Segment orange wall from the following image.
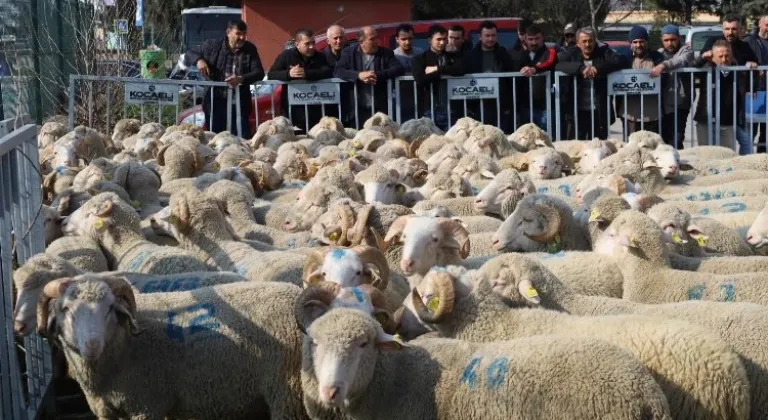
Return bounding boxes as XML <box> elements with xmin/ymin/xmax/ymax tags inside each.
<box><xmin>243</xmin><ymin>1</ymin><xmax>411</xmax><ymax>68</ymax></box>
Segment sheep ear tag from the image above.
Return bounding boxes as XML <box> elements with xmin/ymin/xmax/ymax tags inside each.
<box><xmin>671</xmin><ymin>232</ymin><xmax>685</xmax><ymax>244</ymax></box>
<box><xmin>427</xmin><ymin>297</ymin><xmax>440</xmax><ymax>312</ymax></box>
<box><xmin>546</xmin><ymin>234</ymin><xmax>561</xmax><ymax>254</ymax></box>
<box><xmin>93</xmin><ymin>218</ymin><xmax>105</xmax><ymax>230</ymax></box>
<box><xmin>168</xmin><ymin>214</ymin><xmax>179</xmax><ymax>225</ymax></box>
<box><xmin>328</xmin><ymin>232</ymin><xmax>339</xmax><ymax>242</ymax></box>
<box><xmin>588</xmin><ymin>209</ymin><xmax>601</xmax><ymax>223</ymax></box>
<box><xmin>213</xmin><ymin>162</ymin><xmax>221</xmax><ymax>171</ymax></box>
<box><xmin>695</xmin><ymin>236</ymin><xmax>707</xmax><ymax>247</ymax></box>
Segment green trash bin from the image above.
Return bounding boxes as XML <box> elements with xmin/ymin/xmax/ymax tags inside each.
<box><xmin>140</xmin><ymin>48</ymin><xmax>166</xmax><ymax>79</ymax></box>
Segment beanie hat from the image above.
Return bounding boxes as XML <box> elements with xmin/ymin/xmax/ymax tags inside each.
<box><xmin>628</xmin><ymin>26</ymin><xmax>649</xmax><ymax>41</ymax></box>
<box><xmin>661</xmin><ymin>24</ymin><xmax>680</xmax><ymax>36</ymax></box>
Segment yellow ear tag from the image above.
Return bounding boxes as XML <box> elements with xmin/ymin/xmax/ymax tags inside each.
<box><xmin>375</xmin><ymin>312</ymin><xmax>388</xmax><ymax>326</ymax></box>
<box><xmin>427</xmin><ymin>297</ymin><xmax>440</xmax><ymax>312</ymax></box>
<box><xmin>132</xmin><ymin>200</ymin><xmax>141</xmax><ymax>208</ymax></box>
<box><xmin>393</xmin><ymin>333</ymin><xmax>403</xmax><ymax>340</ymax></box>
<box><xmin>168</xmin><ymin>214</ymin><xmax>179</xmax><ymax>225</ymax></box>
<box><xmin>671</xmin><ymin>232</ymin><xmax>682</xmax><ymax>244</ymax></box>
<box><xmin>347</xmin><ymin>149</ymin><xmax>357</xmax><ymax>157</ymax></box>
<box><xmin>106</xmin><ymin>173</ymin><xmax>112</xmax><ymax>180</ymax></box>
<box><xmin>328</xmin><ymin>232</ymin><xmax>339</xmax><ymax>241</ymax></box>
<box><xmin>525</xmin><ymin>286</ymin><xmax>539</xmax><ymax>299</ymax></box>
<box><xmin>631</xmin><ymin>237</ymin><xmax>638</xmax><ymax>247</ymax></box>
<box><xmin>353</xmin><ymin>140</ymin><xmax>361</xmax><ymax>148</ymax></box>
<box><xmin>696</xmin><ymin>236</ymin><xmax>707</xmax><ymax>247</ymax></box>
<box><xmin>589</xmin><ymin>209</ymin><xmax>600</xmax><ymax>222</ymax></box>
<box><xmin>213</xmin><ymin>162</ymin><xmax>220</xmax><ymax>171</ymax></box>
<box><xmin>93</xmin><ymin>218</ymin><xmax>104</xmax><ymax>229</ymax></box>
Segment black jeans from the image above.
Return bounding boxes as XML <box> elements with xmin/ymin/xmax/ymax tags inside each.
<box><xmin>204</xmin><ymin>99</ymin><xmax>252</xmax><ymax>138</ymax></box>
<box><xmin>576</xmin><ymin>110</ymin><xmax>610</xmax><ymax>139</ymax></box>
<box><xmin>661</xmin><ymin>109</ymin><xmax>689</xmax><ymax>149</ymax></box>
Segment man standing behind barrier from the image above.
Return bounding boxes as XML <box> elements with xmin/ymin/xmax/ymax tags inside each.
<box><xmin>744</xmin><ymin>14</ymin><xmax>768</xmax><ymax>153</ymax></box>
<box><xmin>616</xmin><ymin>26</ymin><xmax>663</xmax><ymax>136</ymax></box>
<box><xmin>413</xmin><ymin>24</ymin><xmax>466</xmax><ymax>130</ymax></box>
<box><xmin>699</xmin><ymin>15</ymin><xmax>758</xmax><ymax>154</ymax></box>
<box><xmin>556</xmin><ymin>27</ymin><xmax>623</xmax><ymax>139</ymax></box>
<box><xmin>561</xmin><ymin>23</ymin><xmax>578</xmax><ymax>51</ymax></box>
<box><xmin>268</xmin><ymin>28</ymin><xmax>333</xmax><ymax>133</ymax></box>
<box><xmin>394</xmin><ymin>24</ymin><xmax>423</xmax><ymax>73</ymax></box>
<box><xmin>694</xmin><ymin>40</ymin><xmax>749</xmax><ymax>151</ymax></box>
<box><xmin>447</xmin><ymin>25</ymin><xmax>472</xmax><ymax>57</ymax></box>
<box><xmin>187</xmin><ymin>19</ymin><xmax>264</xmax><ymax>138</ymax></box>
<box><xmin>510</xmin><ymin>24</ymin><xmax>557</xmax><ymax>131</ymax></box>
<box><xmin>323</xmin><ymin>25</ymin><xmax>347</xmax><ymax>68</ymax></box>
<box><xmin>650</xmin><ymin>24</ymin><xmax>693</xmax><ymax>149</ymax></box>
<box><xmin>334</xmin><ymin>26</ymin><xmax>405</xmax><ymax>126</ymax></box>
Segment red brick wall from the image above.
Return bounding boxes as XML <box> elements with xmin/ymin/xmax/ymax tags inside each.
<box><xmin>243</xmin><ymin>1</ymin><xmax>411</xmax><ymax>68</ymax></box>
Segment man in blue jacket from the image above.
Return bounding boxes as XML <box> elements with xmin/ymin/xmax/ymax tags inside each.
<box><xmin>334</xmin><ymin>26</ymin><xmax>405</xmax><ymax>127</ymax></box>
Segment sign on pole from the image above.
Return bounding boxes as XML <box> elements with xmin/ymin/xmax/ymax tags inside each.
<box><xmin>447</xmin><ymin>77</ymin><xmax>499</xmax><ymax>100</ymax></box>
<box><xmin>608</xmin><ymin>73</ymin><xmax>660</xmax><ymax>95</ymax></box>
<box><xmin>116</xmin><ymin>19</ymin><xmax>129</xmax><ymax>34</ymax></box>
<box><xmin>287</xmin><ymin>83</ymin><xmax>340</xmax><ymax>105</ymax></box>
<box><xmin>135</xmin><ymin>0</ymin><xmax>144</xmax><ymax>28</ymax></box>
<box><xmin>124</xmin><ymin>83</ymin><xmax>177</xmax><ymax>105</ymax></box>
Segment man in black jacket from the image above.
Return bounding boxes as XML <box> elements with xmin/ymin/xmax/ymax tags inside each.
<box><xmin>268</xmin><ymin>28</ymin><xmax>333</xmax><ymax>132</ymax></box>
<box><xmin>463</xmin><ymin>20</ymin><xmax>515</xmax><ymax>132</ymax></box>
<box><xmin>334</xmin><ymin>26</ymin><xmax>405</xmax><ymax>127</ymax></box>
<box><xmin>555</xmin><ymin>26</ymin><xmax>624</xmax><ymax>139</ymax></box>
<box><xmin>412</xmin><ymin>24</ymin><xmax>466</xmax><ymax>130</ymax></box>
<box><xmin>186</xmin><ymin>19</ymin><xmax>264</xmax><ymax>138</ymax></box>
<box><xmin>323</xmin><ymin>25</ymin><xmax>347</xmax><ymax>68</ymax></box>
<box><xmin>510</xmin><ymin>24</ymin><xmax>557</xmax><ymax>131</ymax></box>
<box><xmin>447</xmin><ymin>25</ymin><xmax>472</xmax><ymax>58</ymax></box>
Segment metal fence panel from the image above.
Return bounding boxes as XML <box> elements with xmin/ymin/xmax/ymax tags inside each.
<box><xmin>0</xmin><ymin>123</ymin><xmax>49</xmax><ymax>420</ymax></box>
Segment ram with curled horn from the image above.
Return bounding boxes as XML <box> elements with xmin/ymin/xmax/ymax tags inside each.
<box><xmin>301</xmin><ymin>245</ymin><xmax>390</xmax><ymax>291</ymax></box>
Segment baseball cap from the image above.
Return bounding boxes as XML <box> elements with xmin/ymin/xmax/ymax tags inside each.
<box><xmin>564</xmin><ymin>23</ymin><xmax>577</xmax><ymax>35</ymax></box>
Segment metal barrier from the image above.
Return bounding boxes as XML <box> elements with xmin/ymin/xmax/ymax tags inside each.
<box><xmin>67</xmin><ymin>75</ymin><xmax>243</xmax><ymax>137</ymax></box>
<box><xmin>0</xmin><ymin>123</ymin><xmax>50</xmax><ymax>420</ymax></box>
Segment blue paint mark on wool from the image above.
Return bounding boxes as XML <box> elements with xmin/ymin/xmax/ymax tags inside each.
<box><xmin>330</xmin><ymin>249</ymin><xmax>347</xmax><ymax>261</ymax></box>
<box><xmin>460</xmin><ymin>357</ymin><xmax>481</xmax><ymax>389</ymax></box>
<box><xmin>350</xmin><ymin>287</ymin><xmax>366</xmax><ymax>304</ymax></box>
<box><xmin>486</xmin><ymin>357</ymin><xmax>509</xmax><ymax>390</ymax></box>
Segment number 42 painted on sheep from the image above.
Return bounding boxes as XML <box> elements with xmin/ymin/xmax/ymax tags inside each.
<box><xmin>166</xmin><ymin>304</ymin><xmax>220</xmax><ymax>343</ymax></box>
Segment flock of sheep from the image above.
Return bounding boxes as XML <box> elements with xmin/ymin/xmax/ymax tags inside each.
<box><xmin>14</xmin><ymin>111</ymin><xmax>768</xmax><ymax>419</ymax></box>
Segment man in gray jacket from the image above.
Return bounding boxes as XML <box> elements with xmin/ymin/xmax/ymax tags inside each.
<box><xmin>650</xmin><ymin>24</ymin><xmax>694</xmax><ymax>149</ymax></box>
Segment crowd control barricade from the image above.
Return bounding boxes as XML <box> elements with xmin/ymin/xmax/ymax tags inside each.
<box><xmin>713</xmin><ymin>65</ymin><xmax>768</xmax><ymax>153</ymax></box>
<box><xmin>0</xmin><ymin>124</ymin><xmax>51</xmax><ymax>420</ymax></box>
<box><xmin>67</xmin><ymin>75</ymin><xmax>243</xmax><ymax>137</ymax></box>
<box><xmin>394</xmin><ymin>73</ymin><xmax>552</xmax><ymax>136</ymax></box>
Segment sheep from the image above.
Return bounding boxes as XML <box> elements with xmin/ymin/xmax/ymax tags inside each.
<box><xmin>309</xmin><ymin>115</ymin><xmax>346</xmax><ymax>138</ymax></box>
<box><xmin>70</xmin><ymin>158</ymin><xmax>119</xmax><ymax>192</ymax></box>
<box><xmin>110</xmin><ymin>118</ymin><xmax>141</xmax><ymax>149</ymax></box>
<box><xmin>686</xmin><ymin>154</ymin><xmax>768</xmax><ymax>175</ymax></box>
<box><xmin>507</xmin><ymin>122</ymin><xmax>553</xmax><ymax>151</ymax></box>
<box><xmin>253</xmin><ymin>146</ymin><xmax>278</xmax><ymax>165</ymax></box>
<box><xmin>669</xmin><ymin>170</ymin><xmax>768</xmax><ymax>188</ymax></box>
<box><xmin>580</xmin><ymin>191</ymin><xmax>632</xmax><ymax>246</ymax></box>
<box><xmin>686</xmin><ymin>215</ymin><xmax>757</xmax><ymax>256</ymax></box>
<box><xmin>38</xmin><ymin>121</ymin><xmax>69</xmax><ymax>149</ymax></box>
<box><xmin>451</xmin><ymin>153</ymin><xmax>500</xmax><ymax>189</ymax></box>
<box><xmin>522</xmin><ymin>147</ymin><xmax>573</xmax><ymax>180</ymax></box>
<box><xmin>593</xmin><ymin>210</ymin><xmax>768</xmax><ymax>305</ymax></box>
<box><xmin>473</xmin><ymin>169</ymin><xmax>537</xmax><ymax>217</ymax></box>
<box><xmin>661</xmin><ymin>179</ymin><xmax>768</xmax><ymax>204</ymax></box>
<box><xmin>553</xmin><ymin>138</ymin><xmax>613</xmax><ymax>174</ymax></box>
<box><xmin>163</xmin><ymin>188</ymin><xmax>306</xmax><ymax>285</ymax></box>
<box><xmin>54</xmin><ymin>125</ymin><xmax>108</xmax><ymax>163</ymax></box>
<box><xmin>215</xmin><ymin>143</ymin><xmax>252</xmax><ymax>168</ymax></box>
<box><xmin>679</xmin><ymin>145</ymin><xmax>738</xmax><ymax>162</ymax></box>
<box><xmin>383</xmin><ymin>157</ymin><xmax>428</xmax><ymax>188</ymax></box>
<box><xmin>297</xmin><ymin>307</ymin><xmax>673</xmax><ymax>420</ymax></box>
<box><xmin>256</xmin><ymin>116</ymin><xmax>300</xmax><ymax>140</ymax></box>
<box><xmin>661</xmin><ymin>196</ymin><xmax>767</xmax><ymax>216</ymax></box>
<box><xmin>108</xmin><ymin>162</ymin><xmax>164</xmax><ymax>218</ymax></box>
<box><xmin>414</xmin><ymin>134</ymin><xmax>459</xmax><ymax>161</ymax></box>
<box><xmin>589</xmin><ymin>144</ymin><xmax>666</xmax><ymax>195</ymax></box>
<box><xmin>627</xmin><ymin>130</ymin><xmax>663</xmax><ymax>150</ymax></box>
<box><xmin>354</xmin><ymin>163</ymin><xmax>402</xmax><ymax>204</ymax></box>
<box><xmin>394</xmin><ymin>267</ymin><xmax>750</xmax><ymax>420</ymax></box>
<box><xmin>747</xmin><ymin>201</ymin><xmax>768</xmax><ymax>249</ymax></box>
<box><xmin>163</xmin><ymin>123</ymin><xmax>204</xmax><ymax>142</ymax></box>
<box><xmin>11</xmin><ymin>254</ymin><xmax>246</xmax><ymax>335</ymax></box>
<box><xmin>274</xmin><ymin>150</ymin><xmax>313</xmax><ymax>182</ymax></box>
<box><xmin>396</xmin><ymin>117</ymin><xmax>444</xmax><ymax>143</ymax></box>
<box><xmin>62</xmin><ymin>192</ymin><xmax>212</xmax><ymax>274</ymax></box>
<box><xmin>42</xmin><ymin>167</ymin><xmax>79</xmax><ymax>204</ymax></box>
<box><xmin>45</xmin><ymin>236</ymin><xmax>109</xmax><ymax>273</ymax></box>
<box><xmin>493</xmin><ymin>194</ymin><xmax>591</xmax><ymax>253</ymax></box>
<box><xmin>411</xmin><ymin>197</ymin><xmax>487</xmax><ymax>217</ymax></box>
<box><xmin>444</xmin><ymin>116</ymin><xmax>481</xmax><ymax>142</ymax></box>
<box><xmin>647</xmin><ymin>202</ymin><xmax>707</xmax><ymax>257</ymax></box>
<box><xmin>284</xmin><ymin>183</ymin><xmax>353</xmax><ymax>232</ymax></box>
<box><xmin>650</xmin><ymin>144</ymin><xmax>683</xmax><ymax>179</ymax></box>
<box><xmin>155</xmin><ymin>137</ymin><xmax>210</xmax><ymax>183</ymax></box>
<box><xmin>402</xmin><ymin>171</ymin><xmax>473</xmax><ymax>206</ymax></box>
<box><xmin>480</xmin><ymin>252</ymin><xmax>768</xmax><ymax>419</ymax></box>
<box><xmin>363</xmin><ymin>111</ymin><xmax>400</xmax><ymax>137</ymax></box>
<box><xmin>464</xmin><ymin>124</ymin><xmax>513</xmax><ymax>158</ymax></box>
<box><xmin>40</xmin><ymin>205</ymin><xmax>63</xmax><ymax>246</ymax></box>
<box><xmin>311</xmin><ymin>198</ymin><xmax>413</xmax><ymax>248</ymax></box>
<box><xmin>37</xmin><ymin>275</ymin><xmax>307</xmax><ymax>419</ymax></box>
<box><xmin>52</xmin><ymin>180</ymin><xmax>134</xmax><ymax>217</ymax></box>
<box><xmin>424</xmin><ymin>142</ymin><xmax>465</xmax><ymax>174</ymax></box>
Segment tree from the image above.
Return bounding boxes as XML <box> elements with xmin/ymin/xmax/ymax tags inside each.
<box><xmin>646</xmin><ymin>0</ymin><xmax>717</xmax><ymax>24</ymax></box>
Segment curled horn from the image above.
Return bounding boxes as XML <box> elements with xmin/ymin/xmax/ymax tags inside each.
<box><xmin>351</xmin><ymin>245</ymin><xmax>390</xmax><ymax>291</ymax></box>
<box><xmin>302</xmin><ymin>249</ymin><xmax>327</xmax><ymax>287</ymax></box>
<box><xmin>42</xmin><ymin>171</ymin><xmax>58</xmax><ymax>203</ymax></box>
<box><xmin>334</xmin><ymin>204</ymin><xmax>355</xmax><ymax>247</ymax></box>
<box><xmin>382</xmin><ymin>215</ymin><xmax>411</xmax><ymax>251</ymax></box>
<box><xmin>355</xmin><ymin>284</ymin><xmax>398</xmax><ymax>334</ymax></box>
<box><xmin>411</xmin><ymin>271</ymin><xmax>456</xmax><ymax>324</ymax></box>
<box><xmin>99</xmin><ymin>276</ymin><xmax>142</xmax><ymax>335</ymax></box>
<box><xmin>437</xmin><ymin>218</ymin><xmax>471</xmax><ymax>259</ymax></box>
<box><xmin>36</xmin><ymin>277</ymin><xmax>74</xmax><ymax>336</ymax></box>
<box><xmin>294</xmin><ymin>281</ymin><xmax>341</xmax><ymax>335</ymax></box>
<box><xmin>370</xmin><ymin>227</ymin><xmax>388</xmax><ymax>251</ymax></box>
<box><xmin>350</xmin><ymin>204</ymin><xmax>373</xmax><ymax>246</ymax></box>
<box><xmin>524</xmin><ymin>204</ymin><xmax>562</xmax><ymax>243</ymax></box>
<box><xmin>408</xmin><ymin>137</ymin><xmax>424</xmax><ymax>159</ymax></box>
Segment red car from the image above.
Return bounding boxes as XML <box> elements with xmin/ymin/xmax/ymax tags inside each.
<box><xmin>177</xmin><ymin>17</ymin><xmax>522</xmax><ymax>132</ymax></box>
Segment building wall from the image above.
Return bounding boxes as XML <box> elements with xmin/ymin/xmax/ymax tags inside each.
<box><xmin>243</xmin><ymin>1</ymin><xmax>411</xmax><ymax>68</ymax></box>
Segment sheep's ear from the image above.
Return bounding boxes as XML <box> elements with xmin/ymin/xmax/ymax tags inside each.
<box><xmin>388</xmin><ymin>168</ymin><xmax>400</xmax><ymax>180</ymax></box>
<box><xmin>95</xmin><ymin>199</ymin><xmax>114</xmax><ymax>217</ymax></box>
<box><xmin>687</xmin><ymin>224</ymin><xmax>709</xmax><ymax>246</ymax></box>
<box><xmin>518</xmin><ymin>279</ymin><xmax>541</xmax><ymax>305</ymax></box>
<box><xmin>617</xmin><ymin>235</ymin><xmax>639</xmax><ymax>248</ymax></box>
<box><xmin>480</xmin><ymin>170</ymin><xmax>496</xmax><ymax>179</ymax></box>
<box><xmin>173</xmin><ymin>197</ymin><xmax>191</xmax><ymax>230</ymax></box>
<box><xmin>679</xmin><ymin>159</ymin><xmax>694</xmax><ymax>171</ymax></box>
<box><xmin>375</xmin><ymin>330</ymin><xmax>408</xmax><ymax>351</ymax></box>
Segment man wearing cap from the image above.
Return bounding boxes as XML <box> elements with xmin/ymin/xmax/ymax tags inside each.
<box><xmin>650</xmin><ymin>24</ymin><xmax>694</xmax><ymax>149</ymax></box>
<box><xmin>561</xmin><ymin>23</ymin><xmax>577</xmax><ymax>50</ymax></box>
<box><xmin>616</xmin><ymin>26</ymin><xmax>664</xmax><ymax>136</ymax></box>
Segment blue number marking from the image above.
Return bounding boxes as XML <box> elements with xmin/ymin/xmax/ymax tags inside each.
<box><xmin>166</xmin><ymin>304</ymin><xmax>220</xmax><ymax>343</ymax></box>
<box><xmin>471</xmin><ymin>187</ymin><xmax>479</xmax><ymax>195</ymax></box>
<box><xmin>126</xmin><ymin>250</ymin><xmax>150</xmax><ymax>272</ymax></box>
<box><xmin>720</xmin><ymin>284</ymin><xmax>735</xmax><ymax>302</ymax></box>
<box><xmin>699</xmin><ymin>208</ymin><xmax>710</xmax><ymax>215</ymax></box>
<box><xmin>286</xmin><ymin>237</ymin><xmax>297</xmax><ymax>249</ymax></box>
<box><xmin>727</xmin><ymin>191</ymin><xmax>738</xmax><ymax>198</ymax></box>
<box><xmin>687</xmin><ymin>284</ymin><xmax>705</xmax><ymax>300</ymax></box>
<box><xmin>708</xmin><ymin>168</ymin><xmax>720</xmax><ymax>175</ymax></box>
<box><xmin>699</xmin><ymin>192</ymin><xmax>712</xmax><ymax>201</ymax></box>
<box><xmin>460</xmin><ymin>357</ymin><xmax>481</xmax><ymax>389</ymax></box>
<box><xmin>722</xmin><ymin>202</ymin><xmax>747</xmax><ymax>213</ymax></box>
<box><xmin>536</xmin><ymin>187</ymin><xmax>549</xmax><ymax>194</ymax></box>
<box><xmin>168</xmin><ymin>277</ymin><xmax>201</xmax><ymax>292</ymax></box>
<box><xmin>485</xmin><ymin>357</ymin><xmax>509</xmax><ymax>390</ymax></box>
<box><xmin>557</xmin><ymin>185</ymin><xmax>572</xmax><ymax>197</ymax></box>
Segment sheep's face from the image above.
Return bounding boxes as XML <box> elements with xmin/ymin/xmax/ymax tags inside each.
<box><xmin>53</xmin><ymin>145</ymin><xmax>78</xmax><ymax>169</ymax></box>
<box><xmin>425</xmin><ymin>144</ymin><xmax>463</xmax><ymax>174</ymax></box>
<box><xmin>360</xmin><ymin>181</ymin><xmax>397</xmax><ymax>205</ymax></box>
<box><xmin>72</xmin><ymin>161</ymin><xmax>113</xmax><ymax>191</ymax></box>
<box><xmin>647</xmin><ymin>205</ymin><xmax>692</xmax><ymax>246</ymax></box>
<box><xmin>149</xmin><ymin>206</ymin><xmax>180</xmax><ymax>239</ymax></box>
<box><xmin>47</xmin><ymin>279</ymin><xmax>133</xmax><ymax>361</ymax></box>
<box><xmin>492</xmin><ymin>202</ymin><xmax>555</xmax><ymax>252</ymax></box>
<box><xmin>746</xmin><ymin>205</ymin><xmax>768</xmax><ymax>248</ymax></box>
<box><xmin>62</xmin><ymin>193</ymin><xmax>123</xmax><ymax>240</ymax></box>
<box><xmin>479</xmin><ymin>257</ymin><xmax>543</xmax><ymax>306</ymax></box>
<box><xmin>593</xmin><ymin>212</ymin><xmax>661</xmax><ymax>259</ymax></box>
<box><xmin>578</xmin><ymin>143</ymin><xmax>611</xmax><ymax>174</ymax></box>
<box><xmin>133</xmin><ymin>137</ymin><xmax>159</xmax><ymax>161</ymax></box>
<box><xmin>474</xmin><ymin>171</ymin><xmax>535</xmax><ymax>215</ymax></box>
<box><xmin>576</xmin><ymin>173</ymin><xmax>634</xmax><ymax>203</ymax></box>
<box><xmin>388</xmin><ymin>217</ymin><xmax>469</xmax><ymax>276</ymax></box>
<box><xmin>42</xmin><ymin>205</ymin><xmax>63</xmax><ymax>246</ymax></box>
<box><xmin>306</xmin><ymin>309</ymin><xmax>402</xmax><ymax>407</ymax></box>
<box><xmin>316</xmin><ymin>249</ymin><xmax>366</xmax><ymax>287</ymax></box>
<box><xmin>529</xmin><ymin>153</ymin><xmax>562</xmax><ymax>180</ymax></box>
<box><xmin>285</xmin><ymin>186</ymin><xmax>338</xmax><ymax>232</ymax></box>
<box><xmin>651</xmin><ymin>147</ymin><xmax>680</xmax><ymax>179</ymax></box>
